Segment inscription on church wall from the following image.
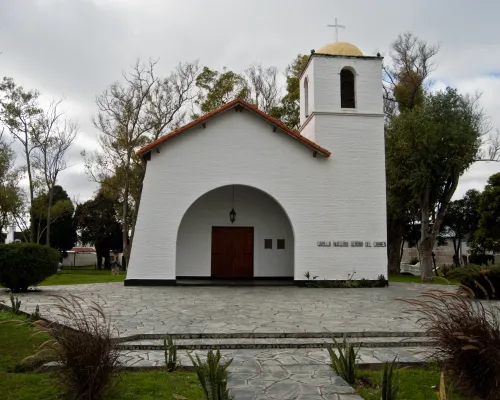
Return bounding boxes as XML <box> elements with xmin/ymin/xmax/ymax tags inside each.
<box><xmin>316</xmin><ymin>241</ymin><xmax>387</xmax><ymax>248</ymax></box>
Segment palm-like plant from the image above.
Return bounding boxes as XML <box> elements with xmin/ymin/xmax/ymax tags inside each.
<box><xmin>188</xmin><ymin>349</ymin><xmax>233</xmax><ymax>400</ymax></box>
<box><xmin>326</xmin><ymin>336</ymin><xmax>359</xmax><ymax>384</ymax></box>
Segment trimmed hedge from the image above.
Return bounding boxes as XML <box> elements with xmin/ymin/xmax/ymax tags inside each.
<box><xmin>0</xmin><ymin>243</ymin><xmax>59</xmax><ymax>291</ymax></box>
<box><xmin>449</xmin><ymin>264</ymin><xmax>500</xmax><ymax>300</ymax></box>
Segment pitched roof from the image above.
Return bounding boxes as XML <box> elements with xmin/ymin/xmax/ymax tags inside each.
<box><xmin>136</xmin><ymin>98</ymin><xmax>331</xmax><ymax>158</ymax></box>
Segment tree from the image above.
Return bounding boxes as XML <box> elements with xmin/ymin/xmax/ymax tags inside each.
<box><xmin>269</xmin><ymin>54</ymin><xmax>309</xmax><ymax>129</ymax></box>
<box><xmin>0</xmin><ymin>130</ymin><xmax>24</xmax><ymax>237</ymax></box>
<box><xmin>74</xmin><ymin>191</ymin><xmax>123</xmax><ymax>269</ymax></box>
<box><xmin>89</xmin><ymin>59</ymin><xmax>199</xmax><ymax>266</ymax></box>
<box><xmin>387</xmin><ymin>88</ymin><xmax>484</xmax><ymax>281</ymax></box>
<box><xmin>384</xmin><ymin>33</ymin><xmax>437</xmax><ymax>274</ymax></box>
<box><xmin>0</xmin><ymin>78</ymin><xmax>42</xmax><ymax>242</ymax></box>
<box><xmin>244</xmin><ymin>64</ymin><xmax>281</xmax><ymax>113</ymax></box>
<box><xmin>32</xmin><ymin>100</ymin><xmax>78</xmax><ymax>246</ymax></box>
<box><xmin>193</xmin><ymin>66</ymin><xmax>249</xmax><ymax>117</ymax></box>
<box><xmin>442</xmin><ymin>189</ymin><xmax>481</xmax><ymax>266</ymax></box>
<box><xmin>31</xmin><ymin>185</ymin><xmax>76</xmax><ymax>251</ymax></box>
<box><xmin>474</xmin><ymin>173</ymin><xmax>500</xmax><ymax>254</ymax></box>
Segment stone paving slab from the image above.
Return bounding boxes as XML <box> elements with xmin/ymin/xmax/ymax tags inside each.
<box><xmin>0</xmin><ymin>282</ymin><xmax>458</xmax><ymax>338</ymax></box>
<box><xmin>118</xmin><ymin>347</ymin><xmax>430</xmax><ymax>400</ymax></box>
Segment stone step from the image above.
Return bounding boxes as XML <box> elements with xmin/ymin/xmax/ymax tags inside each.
<box><xmin>117</xmin><ymin>331</ymin><xmax>428</xmax><ymax>342</ymax></box>
<box><xmin>116</xmin><ymin>336</ymin><xmax>434</xmax><ymax>351</ymax></box>
<box><xmin>120</xmin><ymin>347</ymin><xmax>431</xmax><ymax>369</ymax></box>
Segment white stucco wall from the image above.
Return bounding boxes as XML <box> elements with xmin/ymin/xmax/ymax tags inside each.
<box><xmin>128</xmin><ymin>105</ymin><xmax>387</xmax><ymax>281</ymax></box>
<box><xmin>176</xmin><ymin>185</ymin><xmax>294</xmax><ymax>277</ymax></box>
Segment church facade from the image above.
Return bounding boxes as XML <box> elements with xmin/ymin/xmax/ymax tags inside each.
<box><xmin>125</xmin><ymin>41</ymin><xmax>388</xmax><ymax>285</ymax></box>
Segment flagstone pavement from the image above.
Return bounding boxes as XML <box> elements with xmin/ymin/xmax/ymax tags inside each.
<box><xmin>0</xmin><ymin>282</ymin><xmax>457</xmax><ymax>337</ymax></box>
<box><xmin>0</xmin><ymin>282</ymin><xmax>455</xmax><ymax>399</ymax></box>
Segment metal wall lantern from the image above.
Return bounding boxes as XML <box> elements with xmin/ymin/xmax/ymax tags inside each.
<box><xmin>229</xmin><ymin>185</ymin><xmax>236</xmax><ymax>224</ymax></box>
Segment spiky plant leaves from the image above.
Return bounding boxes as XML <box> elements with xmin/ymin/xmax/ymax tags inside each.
<box><xmin>164</xmin><ymin>334</ymin><xmax>178</xmax><ymax>372</ymax></box>
<box><xmin>326</xmin><ymin>336</ymin><xmax>359</xmax><ymax>384</ymax></box>
<box><xmin>188</xmin><ymin>349</ymin><xmax>234</xmax><ymax>400</ymax></box>
<box><xmin>381</xmin><ymin>356</ymin><xmax>398</xmax><ymax>400</ymax></box>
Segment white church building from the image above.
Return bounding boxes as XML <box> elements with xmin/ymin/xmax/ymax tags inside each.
<box><xmin>125</xmin><ymin>41</ymin><xmax>388</xmax><ymax>285</ymax></box>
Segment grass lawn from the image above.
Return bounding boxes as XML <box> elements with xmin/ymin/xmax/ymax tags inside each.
<box><xmin>0</xmin><ymin>310</ymin><xmax>204</xmax><ymax>399</ymax></box>
<box><xmin>389</xmin><ymin>274</ymin><xmax>460</xmax><ymax>285</ymax></box>
<box><xmin>357</xmin><ymin>366</ymin><xmax>468</xmax><ymax>400</ymax></box>
<box><xmin>39</xmin><ymin>268</ymin><xmax>125</xmax><ymax>286</ymax></box>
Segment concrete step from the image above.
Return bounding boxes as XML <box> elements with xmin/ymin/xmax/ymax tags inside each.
<box><xmin>119</xmin><ymin>347</ymin><xmax>431</xmax><ymax>369</ymax></box>
<box><xmin>117</xmin><ymin>331</ymin><xmax>429</xmax><ymax>342</ymax></box>
<box><xmin>116</xmin><ymin>336</ymin><xmax>434</xmax><ymax>351</ymax></box>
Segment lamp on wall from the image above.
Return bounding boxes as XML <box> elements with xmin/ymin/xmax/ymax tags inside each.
<box><xmin>229</xmin><ymin>185</ymin><xmax>236</xmax><ymax>224</ymax></box>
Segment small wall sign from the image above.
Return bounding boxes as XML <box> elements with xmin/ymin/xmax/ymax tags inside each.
<box><xmin>316</xmin><ymin>240</ymin><xmax>387</xmax><ymax>248</ymax></box>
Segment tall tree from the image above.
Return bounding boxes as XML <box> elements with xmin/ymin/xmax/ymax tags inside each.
<box><xmin>0</xmin><ymin>130</ymin><xmax>24</xmax><ymax>238</ymax></box>
<box><xmin>193</xmin><ymin>66</ymin><xmax>249</xmax><ymax>117</ymax></box>
<box><xmin>32</xmin><ymin>100</ymin><xmax>78</xmax><ymax>246</ymax></box>
<box><xmin>269</xmin><ymin>54</ymin><xmax>309</xmax><ymax>129</ymax></box>
<box><xmin>474</xmin><ymin>173</ymin><xmax>500</xmax><ymax>254</ymax></box>
<box><xmin>74</xmin><ymin>191</ymin><xmax>123</xmax><ymax>269</ymax></box>
<box><xmin>387</xmin><ymin>88</ymin><xmax>484</xmax><ymax>281</ymax></box>
<box><xmin>384</xmin><ymin>34</ymin><xmax>438</xmax><ymax>274</ymax></box>
<box><xmin>89</xmin><ymin>59</ymin><xmax>199</xmax><ymax>265</ymax></box>
<box><xmin>0</xmin><ymin>78</ymin><xmax>42</xmax><ymax>241</ymax></box>
<box><xmin>442</xmin><ymin>189</ymin><xmax>481</xmax><ymax>266</ymax></box>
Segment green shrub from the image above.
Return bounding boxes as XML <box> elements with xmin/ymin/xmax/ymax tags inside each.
<box><xmin>0</xmin><ymin>243</ymin><xmax>59</xmax><ymax>291</ymax></box>
<box><xmin>448</xmin><ymin>264</ymin><xmax>500</xmax><ymax>299</ymax></box>
<box><xmin>327</xmin><ymin>336</ymin><xmax>359</xmax><ymax>385</ymax></box>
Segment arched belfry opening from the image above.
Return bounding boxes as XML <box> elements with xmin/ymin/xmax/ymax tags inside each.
<box><xmin>304</xmin><ymin>77</ymin><xmax>309</xmax><ymax>118</ymax></box>
<box><xmin>340</xmin><ymin>68</ymin><xmax>356</xmax><ymax>108</ymax></box>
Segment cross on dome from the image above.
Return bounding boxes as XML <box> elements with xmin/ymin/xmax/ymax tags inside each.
<box><xmin>327</xmin><ymin>18</ymin><xmax>346</xmax><ymax>42</ymax></box>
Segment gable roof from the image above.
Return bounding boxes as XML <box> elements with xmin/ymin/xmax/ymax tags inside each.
<box><xmin>136</xmin><ymin>98</ymin><xmax>331</xmax><ymax>158</ymax></box>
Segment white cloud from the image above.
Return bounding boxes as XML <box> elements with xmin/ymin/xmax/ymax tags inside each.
<box><xmin>1</xmin><ymin>0</ymin><xmax>498</xmax><ymax>202</ymax></box>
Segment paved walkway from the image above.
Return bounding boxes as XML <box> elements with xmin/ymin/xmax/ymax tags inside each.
<box><xmin>0</xmin><ymin>282</ymin><xmax>457</xmax><ymax>337</ymax></box>
<box><xmin>1</xmin><ymin>282</ymin><xmax>451</xmax><ymax>399</ymax></box>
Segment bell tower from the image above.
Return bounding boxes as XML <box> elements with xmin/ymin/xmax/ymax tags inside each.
<box><xmin>299</xmin><ymin>41</ymin><xmax>384</xmax><ymax>145</ymax></box>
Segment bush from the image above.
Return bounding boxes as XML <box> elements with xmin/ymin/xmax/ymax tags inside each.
<box><xmin>0</xmin><ymin>243</ymin><xmax>59</xmax><ymax>291</ymax></box>
<box><xmin>29</xmin><ymin>294</ymin><xmax>121</xmax><ymax>400</ymax></box>
<box><xmin>448</xmin><ymin>264</ymin><xmax>500</xmax><ymax>299</ymax></box>
<box><xmin>401</xmin><ymin>289</ymin><xmax>500</xmax><ymax>400</ymax></box>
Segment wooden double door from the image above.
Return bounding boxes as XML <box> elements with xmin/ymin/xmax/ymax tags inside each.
<box><xmin>211</xmin><ymin>227</ymin><xmax>254</xmax><ymax>278</ymax></box>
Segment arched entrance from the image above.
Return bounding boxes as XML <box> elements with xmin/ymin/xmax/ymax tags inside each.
<box><xmin>176</xmin><ymin>184</ymin><xmax>294</xmax><ymax>279</ymax></box>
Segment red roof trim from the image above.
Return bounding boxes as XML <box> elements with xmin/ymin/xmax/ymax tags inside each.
<box><xmin>136</xmin><ymin>98</ymin><xmax>331</xmax><ymax>158</ymax></box>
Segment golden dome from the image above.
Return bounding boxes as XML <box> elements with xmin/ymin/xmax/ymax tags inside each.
<box><xmin>316</xmin><ymin>42</ymin><xmax>363</xmax><ymax>57</ymax></box>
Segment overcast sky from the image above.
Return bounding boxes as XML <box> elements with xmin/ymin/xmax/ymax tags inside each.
<box><xmin>1</xmin><ymin>0</ymin><xmax>499</xmax><ymax>203</ymax></box>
